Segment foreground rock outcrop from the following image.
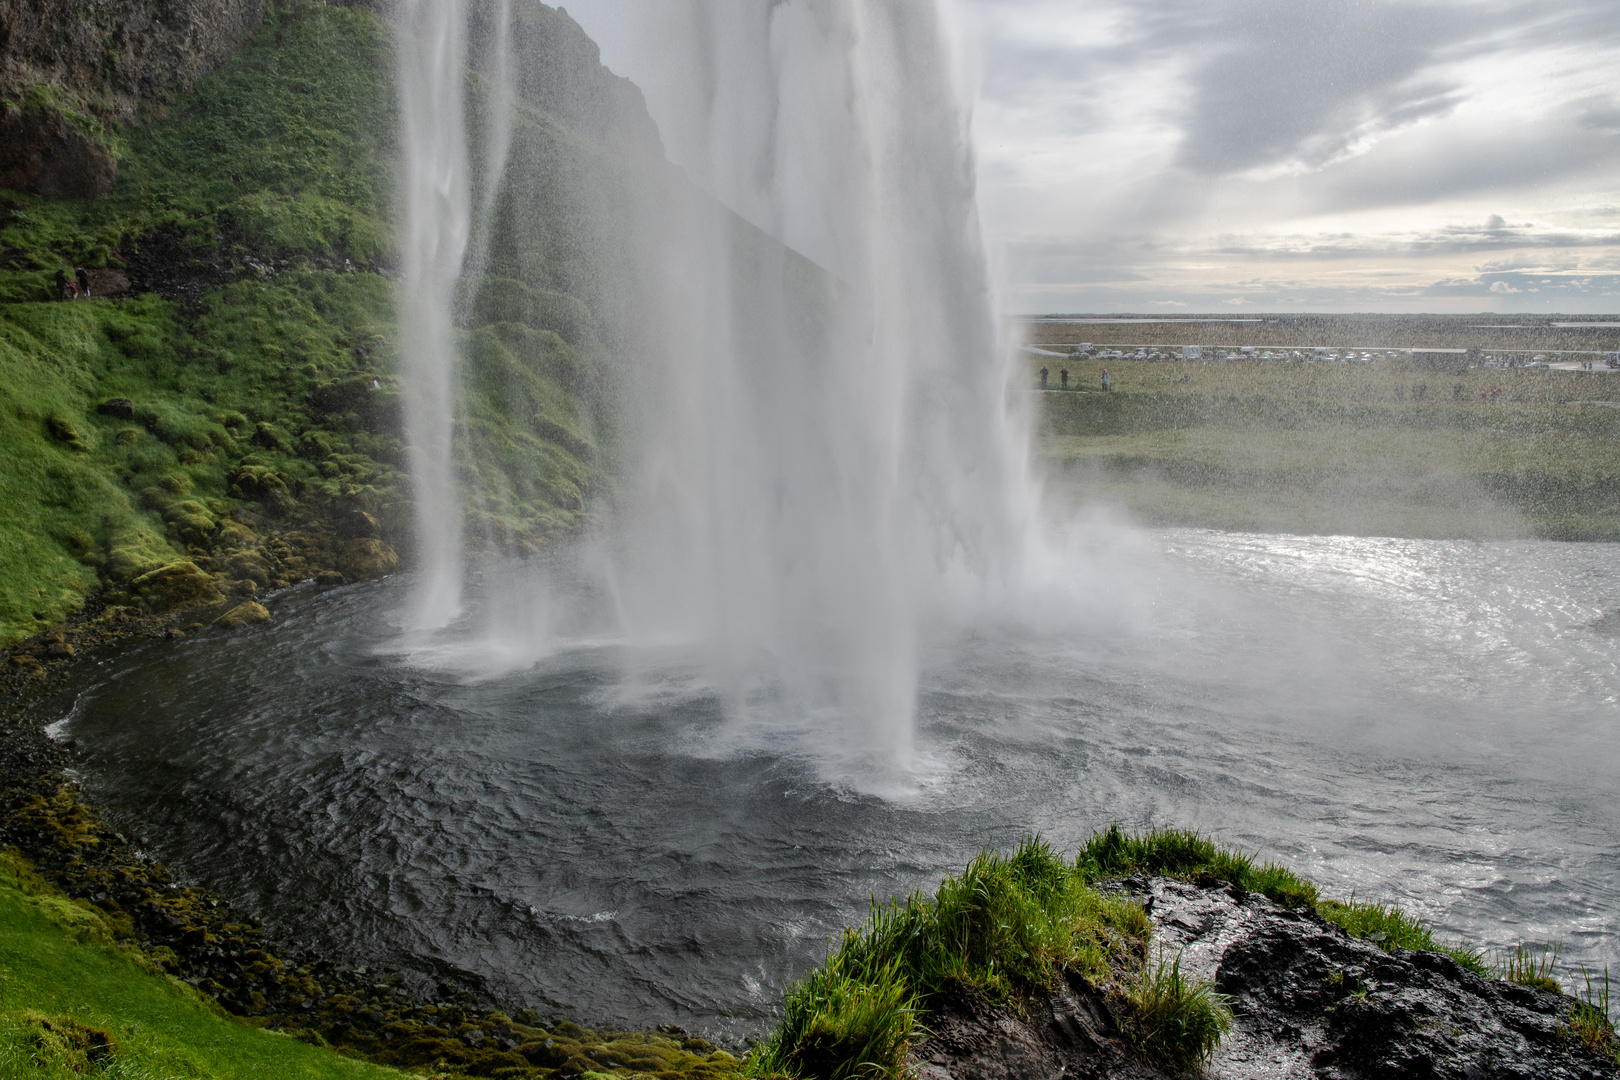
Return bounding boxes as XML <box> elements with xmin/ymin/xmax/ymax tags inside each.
<box><xmin>913</xmin><ymin>877</ymin><xmax>1618</xmax><ymax>1080</ymax></box>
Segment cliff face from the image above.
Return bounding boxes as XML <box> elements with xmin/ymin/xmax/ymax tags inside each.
<box><xmin>0</xmin><ymin>0</ymin><xmax>270</xmax><ymax>119</ymax></box>
<box><xmin>0</xmin><ymin>0</ymin><xmax>672</xmax><ymax>644</ymax></box>
<box><xmin>0</xmin><ymin>0</ymin><xmax>661</xmax><ymax>198</ymax></box>
<box><xmin>469</xmin><ymin>0</ymin><xmax>662</xmax><ymax>157</ymax></box>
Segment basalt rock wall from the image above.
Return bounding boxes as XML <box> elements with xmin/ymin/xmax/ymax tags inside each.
<box><xmin>0</xmin><ymin>0</ymin><xmax>279</xmax><ymax>120</ymax></box>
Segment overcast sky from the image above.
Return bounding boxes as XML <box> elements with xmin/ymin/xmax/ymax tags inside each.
<box><xmin>566</xmin><ymin>0</ymin><xmax>1620</xmax><ymax>314</ymax></box>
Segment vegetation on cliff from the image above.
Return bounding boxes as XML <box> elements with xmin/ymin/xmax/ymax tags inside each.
<box><xmin>0</xmin><ymin>1</ymin><xmax>624</xmax><ymax>646</ymax></box>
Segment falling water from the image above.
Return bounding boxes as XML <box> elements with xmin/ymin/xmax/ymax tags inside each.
<box><xmin>395</xmin><ymin>0</ymin><xmax>1036</xmax><ymax>777</ymax></box>
<box><xmin>589</xmin><ymin>0</ymin><xmax>1035</xmax><ymax>777</ymax></box>
<box><xmin>396</xmin><ymin>0</ymin><xmax>474</xmax><ymax>631</ymax></box>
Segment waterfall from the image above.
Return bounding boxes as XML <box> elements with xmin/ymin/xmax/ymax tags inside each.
<box><xmin>592</xmin><ymin>0</ymin><xmax>1034</xmax><ymax>777</ymax></box>
<box><xmin>394</xmin><ymin>0</ymin><xmax>1034</xmax><ymax>779</ymax></box>
<box><xmin>396</xmin><ymin>0</ymin><xmax>474</xmax><ymax>631</ymax></box>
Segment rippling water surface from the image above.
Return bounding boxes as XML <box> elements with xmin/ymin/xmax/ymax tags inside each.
<box><xmin>55</xmin><ymin>527</ymin><xmax>1620</xmax><ymax>1041</ymax></box>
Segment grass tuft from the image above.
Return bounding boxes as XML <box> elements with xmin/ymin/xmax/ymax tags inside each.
<box><xmin>1119</xmin><ymin>948</ymin><xmax>1232</xmax><ymax>1073</ymax></box>
<box><xmin>1314</xmin><ymin>895</ymin><xmax>1488</xmax><ymax>976</ymax></box>
<box><xmin>748</xmin><ymin>838</ymin><xmax>1152</xmax><ymax>1079</ymax></box>
<box><xmin>1563</xmin><ymin>967</ymin><xmax>1619</xmax><ymax>1065</ymax></box>
<box><xmin>748</xmin><ymin>956</ymin><xmax>915</xmax><ymax>1080</ymax></box>
<box><xmin>1075</xmin><ymin>823</ymin><xmax>1319</xmax><ymax>909</ymax></box>
<box><xmin>1495</xmin><ymin>942</ymin><xmax>1563</xmax><ymax>994</ymax></box>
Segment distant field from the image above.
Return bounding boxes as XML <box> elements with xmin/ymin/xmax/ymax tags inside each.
<box><xmin>1021</xmin><ymin>312</ymin><xmax>1620</xmax><ymax>355</ymax></box>
<box><xmin>1031</xmin><ymin>356</ymin><xmax>1620</xmax><ymax>540</ymax></box>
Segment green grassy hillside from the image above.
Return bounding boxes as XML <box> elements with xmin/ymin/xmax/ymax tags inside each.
<box><xmin>0</xmin><ymin>2</ymin><xmax>619</xmax><ymax>646</ymax></box>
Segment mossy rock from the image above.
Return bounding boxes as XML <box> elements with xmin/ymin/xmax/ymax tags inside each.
<box><xmin>22</xmin><ymin>1011</ymin><xmax>119</xmax><ymax>1072</ymax></box>
<box><xmin>215</xmin><ymin>601</ymin><xmax>269</xmax><ymax>628</ymax></box>
<box><xmin>130</xmin><ymin>561</ymin><xmax>224</xmax><ymax>612</ymax></box>
<box><xmin>335</xmin><ymin>537</ymin><xmax>396</xmax><ymax>579</ymax></box>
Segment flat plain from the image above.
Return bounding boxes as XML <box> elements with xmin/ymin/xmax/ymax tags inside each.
<box><xmin>1028</xmin><ymin>342</ymin><xmax>1620</xmax><ymax>540</ymax></box>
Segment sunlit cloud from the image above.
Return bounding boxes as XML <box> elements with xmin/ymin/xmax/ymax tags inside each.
<box><xmin>965</xmin><ymin>0</ymin><xmax>1620</xmax><ymax>312</ymax></box>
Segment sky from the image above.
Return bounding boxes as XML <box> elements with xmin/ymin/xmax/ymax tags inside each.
<box><xmin>566</xmin><ymin>0</ymin><xmax>1620</xmax><ymax>314</ymax></box>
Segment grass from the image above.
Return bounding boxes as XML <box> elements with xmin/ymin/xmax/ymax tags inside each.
<box><xmin>0</xmin><ymin>851</ymin><xmax>403</xmax><ymax>1079</ymax></box>
<box><xmin>1034</xmin><ymin>357</ymin><xmax>1620</xmax><ymax>540</ymax></box>
<box><xmin>748</xmin><ymin>838</ymin><xmax>1155</xmax><ymax>1079</ymax></box>
<box><xmin>1119</xmin><ymin>947</ymin><xmax>1232</xmax><ymax>1072</ymax></box>
<box><xmin>1313</xmin><ymin>897</ymin><xmax>1487</xmax><ymax>975</ymax></box>
<box><xmin>1075</xmin><ymin>824</ymin><xmax>1490</xmax><ymax>976</ymax></box>
<box><xmin>1565</xmin><ymin>967</ymin><xmax>1619</xmax><ymax>1065</ymax></box>
<box><xmin>1075</xmin><ymin>823</ymin><xmax>1321</xmax><ymax>909</ymax></box>
<box><xmin>1495</xmin><ymin>942</ymin><xmax>1563</xmax><ymax>994</ymax></box>
<box><xmin>749</xmin><ymin>828</ymin><xmax>1524</xmax><ymax>1078</ymax></box>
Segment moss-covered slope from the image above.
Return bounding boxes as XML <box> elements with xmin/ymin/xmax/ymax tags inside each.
<box><xmin>0</xmin><ymin>1</ymin><xmax>625</xmax><ymax>646</ymax></box>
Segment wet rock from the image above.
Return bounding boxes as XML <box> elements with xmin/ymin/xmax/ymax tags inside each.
<box><xmin>911</xmin><ymin>978</ymin><xmax>1158</xmax><ymax>1080</ymax></box>
<box><xmin>916</xmin><ymin>878</ymin><xmax>1619</xmax><ymax>1080</ymax></box>
<box><xmin>0</xmin><ymin>102</ymin><xmax>116</xmax><ymax>198</ymax></box>
<box><xmin>214</xmin><ymin>601</ymin><xmax>269</xmax><ymax>629</ymax></box>
<box><xmin>314</xmin><ymin>570</ymin><xmax>346</xmax><ymax>586</ymax></box>
<box><xmin>335</xmin><ymin>538</ymin><xmax>397</xmax><ymax>579</ymax></box>
<box><xmin>1146</xmin><ymin>878</ymin><xmax>1617</xmax><ymax>1079</ymax></box>
<box><xmin>130</xmin><ymin>560</ymin><xmax>224</xmax><ymax>613</ymax></box>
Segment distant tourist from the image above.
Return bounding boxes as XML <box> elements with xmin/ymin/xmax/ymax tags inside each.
<box><xmin>1060</xmin><ymin>368</ymin><xmax>1069</xmax><ymax>389</ymax></box>
<box><xmin>75</xmin><ymin>267</ymin><xmax>91</xmax><ymax>299</ymax></box>
<box><xmin>53</xmin><ymin>268</ymin><xmax>67</xmax><ymax>301</ymax></box>
<box><xmin>1040</xmin><ymin>367</ymin><xmax>1049</xmax><ymax>389</ymax></box>
<box><xmin>1101</xmin><ymin>369</ymin><xmax>1111</xmax><ymax>391</ymax></box>
<box><xmin>1453</xmin><ymin>383</ymin><xmax>1464</xmax><ymax>400</ymax></box>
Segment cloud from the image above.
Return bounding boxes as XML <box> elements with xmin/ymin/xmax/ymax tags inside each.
<box><xmin>563</xmin><ymin>0</ymin><xmax>1620</xmax><ymax>312</ymax></box>
<box><xmin>1579</xmin><ymin>97</ymin><xmax>1620</xmax><ymax>132</ymax></box>
<box><xmin>1490</xmin><ymin>280</ymin><xmax>1519</xmax><ymax>293</ymax></box>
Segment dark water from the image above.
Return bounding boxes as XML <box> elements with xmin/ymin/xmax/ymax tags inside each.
<box><xmin>54</xmin><ymin>528</ymin><xmax>1620</xmax><ymax>1041</ymax></box>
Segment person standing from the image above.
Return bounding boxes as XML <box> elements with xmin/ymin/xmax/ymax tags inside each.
<box><xmin>53</xmin><ymin>268</ymin><xmax>67</xmax><ymax>301</ymax></box>
<box><xmin>1101</xmin><ymin>369</ymin><xmax>1111</xmax><ymax>391</ymax></box>
<box><xmin>1040</xmin><ymin>367</ymin><xmax>1048</xmax><ymax>389</ymax></box>
<box><xmin>1060</xmin><ymin>368</ymin><xmax>1069</xmax><ymax>389</ymax></box>
<box><xmin>75</xmin><ymin>267</ymin><xmax>91</xmax><ymax>299</ymax></box>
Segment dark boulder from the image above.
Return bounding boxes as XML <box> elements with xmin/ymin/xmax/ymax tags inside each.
<box><xmin>97</xmin><ymin>399</ymin><xmax>136</xmax><ymax>420</ymax></box>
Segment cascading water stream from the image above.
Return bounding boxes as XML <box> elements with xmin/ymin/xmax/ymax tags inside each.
<box><xmin>395</xmin><ymin>0</ymin><xmax>1038</xmax><ymax>781</ymax></box>
<box><xmin>590</xmin><ymin>0</ymin><xmax>1037</xmax><ymax>778</ymax></box>
<box><xmin>396</xmin><ymin>0</ymin><xmax>474</xmax><ymax>632</ymax></box>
